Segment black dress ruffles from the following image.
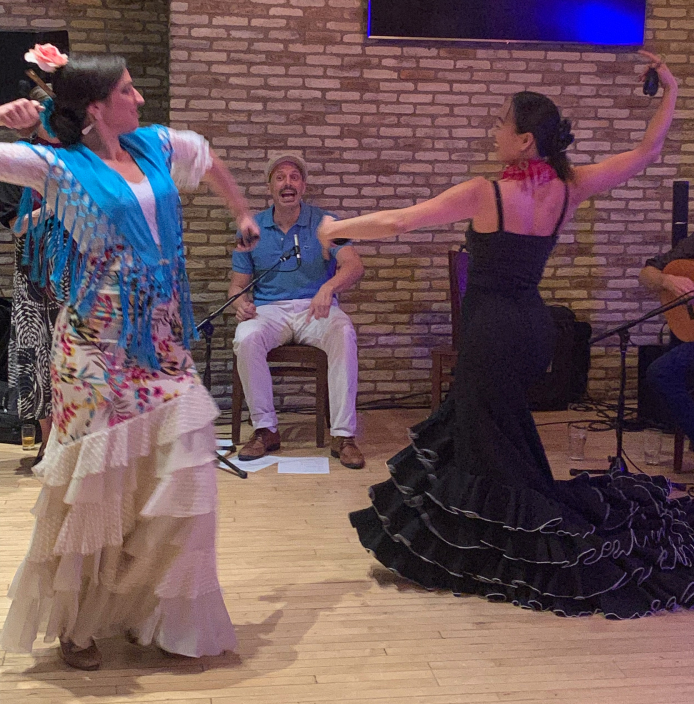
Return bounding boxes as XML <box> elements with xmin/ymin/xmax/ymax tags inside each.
<box><xmin>350</xmin><ymin>181</ymin><xmax>694</xmax><ymax>618</ymax></box>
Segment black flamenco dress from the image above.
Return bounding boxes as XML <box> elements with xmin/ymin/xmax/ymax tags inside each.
<box><xmin>350</xmin><ymin>181</ymin><xmax>694</xmax><ymax>618</ymax></box>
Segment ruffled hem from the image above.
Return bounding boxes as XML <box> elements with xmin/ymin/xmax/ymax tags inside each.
<box><xmin>351</xmin><ymin>506</ymin><xmax>694</xmax><ymax>619</ymax></box>
<box><xmin>351</xmin><ymin>400</ymin><xmax>694</xmax><ymax>619</ymax></box>
<box><xmin>35</xmin><ymin>381</ymin><xmax>219</xmax><ymax>490</ymax></box>
<box><xmin>0</xmin><ymin>382</ymin><xmax>235</xmax><ymax>654</ymax></box>
<box><xmin>27</xmin><ymin>384</ymin><xmax>221</xmax><ymax>559</ymax></box>
<box><xmin>0</xmin><ymin>558</ymin><xmax>235</xmax><ymax>654</ymax></box>
<box><xmin>393</xmin><ymin>401</ymin><xmax>672</xmax><ymax>541</ymax></box>
<box><xmin>132</xmin><ymin>591</ymin><xmax>237</xmax><ymax>657</ymax></box>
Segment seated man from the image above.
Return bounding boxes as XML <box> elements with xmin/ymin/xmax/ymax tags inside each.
<box><xmin>639</xmin><ymin>235</ymin><xmax>694</xmax><ymax>442</ymax></box>
<box><xmin>229</xmin><ymin>153</ymin><xmax>365</xmax><ymax>468</ymax></box>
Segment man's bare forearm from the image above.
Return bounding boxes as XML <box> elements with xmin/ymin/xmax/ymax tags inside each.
<box><xmin>639</xmin><ymin>265</ymin><xmax>667</xmax><ymax>293</ymax></box>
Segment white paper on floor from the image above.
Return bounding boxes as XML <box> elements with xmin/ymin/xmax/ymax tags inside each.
<box><xmin>216</xmin><ymin>438</ymin><xmax>234</xmax><ymax>449</ymax></box>
<box><xmin>218</xmin><ymin>455</ymin><xmax>282</xmax><ymax>473</ymax></box>
<box><xmin>277</xmin><ymin>457</ymin><xmax>330</xmax><ymax>474</ymax></box>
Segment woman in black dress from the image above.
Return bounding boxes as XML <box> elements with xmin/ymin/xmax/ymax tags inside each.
<box><xmin>317</xmin><ymin>52</ymin><xmax>688</xmax><ymax>618</ymax></box>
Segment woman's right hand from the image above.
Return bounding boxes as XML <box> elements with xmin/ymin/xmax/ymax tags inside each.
<box><xmin>0</xmin><ymin>99</ymin><xmax>43</xmax><ymax>131</ymax></box>
<box><xmin>638</xmin><ymin>50</ymin><xmax>678</xmax><ymax>93</ymax></box>
<box><xmin>235</xmin><ymin>213</ymin><xmax>260</xmax><ymax>252</ymax></box>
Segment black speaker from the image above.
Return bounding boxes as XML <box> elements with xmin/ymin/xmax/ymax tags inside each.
<box><xmin>528</xmin><ymin>306</ymin><xmax>591</xmax><ymax>411</ymax></box>
<box><xmin>672</xmin><ymin>180</ymin><xmax>689</xmax><ymax>246</ymax></box>
<box><xmin>0</xmin><ymin>30</ymin><xmax>70</xmax><ymax>104</ymax></box>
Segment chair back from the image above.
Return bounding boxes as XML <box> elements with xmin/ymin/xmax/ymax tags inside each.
<box><xmin>449</xmin><ymin>248</ymin><xmax>469</xmax><ymax>351</ymax></box>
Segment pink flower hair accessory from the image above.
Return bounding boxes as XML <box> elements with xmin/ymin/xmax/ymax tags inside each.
<box><xmin>24</xmin><ymin>43</ymin><xmax>68</xmax><ymax>73</ymax></box>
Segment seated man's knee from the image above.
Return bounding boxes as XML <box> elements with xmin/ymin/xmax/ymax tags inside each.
<box><xmin>233</xmin><ymin>326</ymin><xmax>268</xmax><ymax>357</ymax></box>
<box><xmin>325</xmin><ymin>316</ymin><xmax>357</xmax><ymax>350</ymax></box>
<box><xmin>647</xmin><ymin>353</ymin><xmax>680</xmax><ymax>392</ymax></box>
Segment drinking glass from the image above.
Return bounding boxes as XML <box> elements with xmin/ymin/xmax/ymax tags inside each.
<box><xmin>568</xmin><ymin>422</ymin><xmax>588</xmax><ymax>461</ymax></box>
<box><xmin>643</xmin><ymin>428</ymin><xmax>663</xmax><ymax>466</ymax></box>
<box><xmin>21</xmin><ymin>424</ymin><xmax>36</xmax><ymax>451</ymax></box>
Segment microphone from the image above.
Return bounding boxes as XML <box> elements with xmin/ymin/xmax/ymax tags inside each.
<box><xmin>293</xmin><ymin>231</ymin><xmax>301</xmax><ymax>265</ymax></box>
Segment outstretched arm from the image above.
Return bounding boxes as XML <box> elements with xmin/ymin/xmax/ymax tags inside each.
<box><xmin>204</xmin><ymin>153</ymin><xmax>260</xmax><ymax>249</ymax></box>
<box><xmin>0</xmin><ymin>98</ymin><xmax>42</xmax><ymax>132</ymax></box>
<box><xmin>0</xmin><ymin>99</ymin><xmax>48</xmax><ymax>191</ymax></box>
<box><xmin>166</xmin><ymin>127</ymin><xmax>260</xmax><ymax>248</ymax></box>
<box><xmin>318</xmin><ymin>176</ymin><xmax>489</xmax><ymax>245</ymax></box>
<box><xmin>572</xmin><ymin>51</ymin><xmax>678</xmax><ymax>203</ymax></box>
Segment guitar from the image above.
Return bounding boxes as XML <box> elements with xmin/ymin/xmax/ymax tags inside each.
<box><xmin>660</xmin><ymin>260</ymin><xmax>694</xmax><ymax>341</ymax></box>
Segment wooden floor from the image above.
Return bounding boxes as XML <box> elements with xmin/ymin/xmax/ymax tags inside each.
<box><xmin>2</xmin><ymin>407</ymin><xmax>694</xmax><ymax>704</ymax></box>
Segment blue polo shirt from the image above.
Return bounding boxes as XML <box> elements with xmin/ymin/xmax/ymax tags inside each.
<box><xmin>232</xmin><ymin>203</ymin><xmax>346</xmax><ymax>306</ymax></box>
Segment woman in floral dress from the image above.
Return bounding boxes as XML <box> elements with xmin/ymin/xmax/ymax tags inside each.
<box><xmin>0</xmin><ymin>48</ymin><xmax>259</xmax><ymax>670</ymax></box>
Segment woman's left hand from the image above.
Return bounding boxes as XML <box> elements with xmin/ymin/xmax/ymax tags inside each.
<box><xmin>638</xmin><ymin>50</ymin><xmax>678</xmax><ymax>93</ymax></box>
<box><xmin>236</xmin><ymin>213</ymin><xmax>260</xmax><ymax>251</ymax></box>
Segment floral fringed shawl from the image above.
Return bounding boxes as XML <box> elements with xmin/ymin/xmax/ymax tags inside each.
<box><xmin>16</xmin><ymin>126</ymin><xmax>198</xmax><ymax>370</ymax></box>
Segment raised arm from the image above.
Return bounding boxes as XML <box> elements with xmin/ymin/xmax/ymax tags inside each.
<box><xmin>166</xmin><ymin>127</ymin><xmax>260</xmax><ymax>246</ymax></box>
<box><xmin>571</xmin><ymin>51</ymin><xmax>678</xmax><ymax>203</ymax></box>
<box><xmin>317</xmin><ymin>176</ymin><xmax>488</xmax><ymax>245</ymax></box>
<box><xmin>0</xmin><ymin>99</ymin><xmax>49</xmax><ymax>191</ymax></box>
<box><xmin>204</xmin><ymin>153</ymin><xmax>259</xmax><ymax>247</ymax></box>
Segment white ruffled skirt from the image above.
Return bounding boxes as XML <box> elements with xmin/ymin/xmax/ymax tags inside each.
<box><xmin>0</xmin><ymin>299</ymin><xmax>236</xmax><ymax>656</ymax></box>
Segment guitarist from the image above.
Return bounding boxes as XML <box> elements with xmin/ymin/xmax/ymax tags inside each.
<box><xmin>640</xmin><ymin>239</ymin><xmax>694</xmax><ymax>442</ymax></box>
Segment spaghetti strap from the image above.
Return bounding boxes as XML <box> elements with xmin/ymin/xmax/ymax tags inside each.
<box><xmin>552</xmin><ymin>183</ymin><xmax>570</xmax><ymax>237</ymax></box>
<box><xmin>491</xmin><ymin>181</ymin><xmax>504</xmax><ymax>233</ymax></box>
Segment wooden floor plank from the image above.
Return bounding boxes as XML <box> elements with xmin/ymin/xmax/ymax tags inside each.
<box><xmin>0</xmin><ymin>408</ymin><xmax>692</xmax><ymax>703</ymax></box>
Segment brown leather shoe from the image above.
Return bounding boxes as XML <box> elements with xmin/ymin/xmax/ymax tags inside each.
<box><xmin>59</xmin><ymin>639</ymin><xmax>102</xmax><ymax>671</ymax></box>
<box><xmin>330</xmin><ymin>436</ymin><xmax>365</xmax><ymax>469</ymax></box>
<box><xmin>238</xmin><ymin>428</ymin><xmax>281</xmax><ymax>461</ymax></box>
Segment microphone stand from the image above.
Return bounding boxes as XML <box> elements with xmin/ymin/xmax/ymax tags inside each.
<box><xmin>196</xmin><ymin>246</ymin><xmax>300</xmax><ymax>479</ymax></box>
<box><xmin>569</xmin><ymin>291</ymin><xmax>694</xmax><ymax>477</ymax></box>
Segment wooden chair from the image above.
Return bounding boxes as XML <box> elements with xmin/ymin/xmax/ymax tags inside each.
<box><xmin>231</xmin><ymin>343</ymin><xmax>330</xmax><ymax>448</ymax></box>
<box><xmin>673</xmin><ymin>427</ymin><xmax>692</xmax><ymax>474</ymax></box>
<box><xmin>430</xmin><ymin>249</ymin><xmax>470</xmax><ymax>410</ymax></box>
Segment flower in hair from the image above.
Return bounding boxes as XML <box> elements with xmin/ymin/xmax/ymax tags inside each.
<box><xmin>24</xmin><ymin>43</ymin><xmax>68</xmax><ymax>73</ymax></box>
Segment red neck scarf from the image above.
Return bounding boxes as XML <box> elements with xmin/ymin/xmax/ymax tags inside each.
<box><xmin>501</xmin><ymin>158</ymin><xmax>557</xmax><ymax>186</ymax></box>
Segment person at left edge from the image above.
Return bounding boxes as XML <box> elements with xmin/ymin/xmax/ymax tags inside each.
<box><xmin>229</xmin><ymin>153</ymin><xmax>366</xmax><ymax>469</ymax></box>
<box><xmin>0</xmin><ymin>51</ymin><xmax>259</xmax><ymax>670</ymax></box>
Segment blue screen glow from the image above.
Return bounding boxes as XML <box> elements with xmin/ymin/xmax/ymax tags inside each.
<box><xmin>368</xmin><ymin>0</ymin><xmax>647</xmax><ymax>45</ymax></box>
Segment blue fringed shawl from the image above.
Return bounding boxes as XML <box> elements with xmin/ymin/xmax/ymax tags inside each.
<box><xmin>16</xmin><ymin>125</ymin><xmax>198</xmax><ymax>369</ymax></box>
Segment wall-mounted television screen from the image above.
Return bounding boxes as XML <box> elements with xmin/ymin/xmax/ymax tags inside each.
<box><xmin>367</xmin><ymin>0</ymin><xmax>647</xmax><ymax>46</ymax></box>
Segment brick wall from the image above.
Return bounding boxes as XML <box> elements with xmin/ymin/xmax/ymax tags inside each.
<box><xmin>1</xmin><ymin>1</ymin><xmax>691</xmax><ymax>410</ymax></box>
<box><xmin>0</xmin><ymin>0</ymin><xmax>170</xmax><ymax>292</ymax></box>
<box><xmin>170</xmin><ymin>0</ymin><xmax>692</xmax><ymax>408</ymax></box>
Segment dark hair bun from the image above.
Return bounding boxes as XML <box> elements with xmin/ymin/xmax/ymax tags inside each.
<box><xmin>554</xmin><ymin>118</ymin><xmax>574</xmax><ymax>153</ymax></box>
<box><xmin>511</xmin><ymin>92</ymin><xmax>574</xmax><ymax>181</ymax></box>
<box><xmin>49</xmin><ymin>104</ymin><xmax>83</xmax><ymax>146</ymax></box>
